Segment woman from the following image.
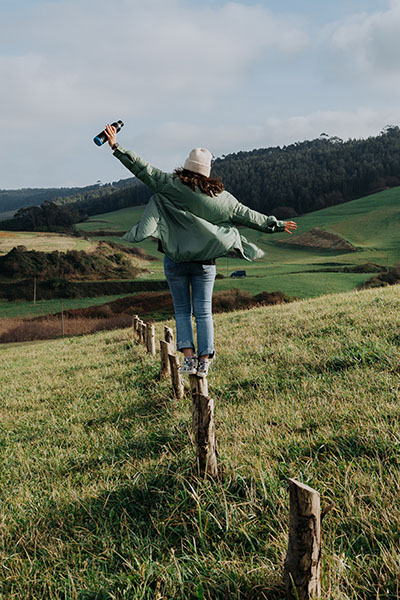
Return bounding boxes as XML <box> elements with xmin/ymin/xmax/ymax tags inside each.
<box><xmin>104</xmin><ymin>124</ymin><xmax>297</xmax><ymax>377</ymax></box>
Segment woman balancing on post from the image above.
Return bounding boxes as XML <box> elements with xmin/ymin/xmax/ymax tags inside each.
<box><xmin>104</xmin><ymin>124</ymin><xmax>297</xmax><ymax>378</ymax></box>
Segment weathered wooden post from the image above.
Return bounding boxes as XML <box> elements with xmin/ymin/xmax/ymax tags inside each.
<box><xmin>284</xmin><ymin>479</ymin><xmax>321</xmax><ymax>600</ymax></box>
<box><xmin>132</xmin><ymin>315</ymin><xmax>139</xmax><ymax>337</ymax></box>
<box><xmin>164</xmin><ymin>326</ymin><xmax>174</xmax><ymax>344</ymax></box>
<box><xmin>168</xmin><ymin>352</ymin><xmax>184</xmax><ymax>399</ymax></box>
<box><xmin>159</xmin><ymin>326</ymin><xmax>175</xmax><ymax>378</ymax></box>
<box><xmin>159</xmin><ymin>339</ymin><xmax>172</xmax><ymax>378</ymax></box>
<box><xmin>136</xmin><ymin>319</ymin><xmax>143</xmax><ymax>342</ymax></box>
<box><xmin>146</xmin><ymin>323</ymin><xmax>156</xmax><ymax>356</ymax></box>
<box><xmin>141</xmin><ymin>322</ymin><xmax>147</xmax><ymax>345</ymax></box>
<box><xmin>189</xmin><ymin>374</ymin><xmax>218</xmax><ymax>479</ymax></box>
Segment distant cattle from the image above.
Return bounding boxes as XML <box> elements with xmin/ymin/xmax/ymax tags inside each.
<box><xmin>230</xmin><ymin>270</ymin><xmax>246</xmax><ymax>278</ymax></box>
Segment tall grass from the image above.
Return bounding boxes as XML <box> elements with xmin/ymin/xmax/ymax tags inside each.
<box><xmin>0</xmin><ymin>285</ymin><xmax>399</xmax><ymax>598</ymax></box>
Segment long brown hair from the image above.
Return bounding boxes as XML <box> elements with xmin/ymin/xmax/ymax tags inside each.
<box><xmin>174</xmin><ymin>168</ymin><xmax>224</xmax><ymax>197</ymax></box>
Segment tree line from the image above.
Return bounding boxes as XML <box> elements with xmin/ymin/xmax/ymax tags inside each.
<box><xmin>1</xmin><ymin>126</ymin><xmax>400</xmax><ymax>232</ymax></box>
<box><xmin>211</xmin><ymin>126</ymin><xmax>400</xmax><ymax>217</ymax></box>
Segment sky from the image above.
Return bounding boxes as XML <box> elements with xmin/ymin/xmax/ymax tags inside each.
<box><xmin>1</xmin><ymin>0</ymin><xmax>400</xmax><ymax>189</ymax></box>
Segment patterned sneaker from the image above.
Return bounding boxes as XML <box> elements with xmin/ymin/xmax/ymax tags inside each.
<box><xmin>197</xmin><ymin>358</ymin><xmax>211</xmax><ymax>378</ymax></box>
<box><xmin>179</xmin><ymin>355</ymin><xmax>198</xmax><ymax>375</ymax></box>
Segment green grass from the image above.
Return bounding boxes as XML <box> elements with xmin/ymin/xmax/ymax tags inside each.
<box><xmin>0</xmin><ymin>294</ymin><xmax>137</xmax><ymax>319</ymax></box>
<box><xmin>2</xmin><ymin>189</ymin><xmax>398</xmax><ymax>320</ymax></box>
<box><xmin>77</xmin><ymin>188</ymin><xmax>400</xmax><ymax>299</ymax></box>
<box><xmin>77</xmin><ymin>206</ymin><xmax>146</xmax><ymax>233</ymax></box>
<box><xmin>0</xmin><ymin>230</ymin><xmax>96</xmax><ymax>254</ymax></box>
<box><xmin>0</xmin><ymin>285</ymin><xmax>399</xmax><ymax>598</ymax></box>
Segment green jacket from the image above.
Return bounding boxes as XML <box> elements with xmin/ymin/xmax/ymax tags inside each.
<box><xmin>114</xmin><ymin>146</ymin><xmax>285</xmax><ymax>262</ymax></box>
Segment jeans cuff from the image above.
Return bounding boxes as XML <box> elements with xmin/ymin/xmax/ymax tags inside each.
<box><xmin>177</xmin><ymin>341</ymin><xmax>195</xmax><ymax>351</ymax></box>
<box><xmin>198</xmin><ymin>349</ymin><xmax>215</xmax><ymax>359</ymax></box>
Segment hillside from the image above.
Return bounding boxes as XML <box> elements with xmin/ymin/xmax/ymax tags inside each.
<box><xmin>2</xmin><ymin>127</ymin><xmax>400</xmax><ymax>228</ymax></box>
<box><xmin>212</xmin><ymin>126</ymin><xmax>400</xmax><ymax>215</ymax></box>
<box><xmin>76</xmin><ymin>186</ymin><xmax>400</xmax><ymax>299</ymax></box>
<box><xmin>0</xmin><ymin>285</ymin><xmax>399</xmax><ymax>598</ymax></box>
<box><xmin>0</xmin><ymin>177</ymin><xmax>144</xmax><ymax>216</ymax></box>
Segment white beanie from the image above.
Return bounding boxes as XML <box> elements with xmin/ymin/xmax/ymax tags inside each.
<box><xmin>183</xmin><ymin>148</ymin><xmax>212</xmax><ymax>178</ymax></box>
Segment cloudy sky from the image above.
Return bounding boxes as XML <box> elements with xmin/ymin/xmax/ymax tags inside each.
<box><xmin>1</xmin><ymin>0</ymin><xmax>400</xmax><ymax>189</ymax></box>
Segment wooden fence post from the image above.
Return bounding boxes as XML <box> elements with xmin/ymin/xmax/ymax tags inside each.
<box><xmin>189</xmin><ymin>374</ymin><xmax>218</xmax><ymax>479</ymax></box>
<box><xmin>136</xmin><ymin>319</ymin><xmax>143</xmax><ymax>342</ymax></box>
<box><xmin>146</xmin><ymin>323</ymin><xmax>156</xmax><ymax>356</ymax></box>
<box><xmin>159</xmin><ymin>339</ymin><xmax>172</xmax><ymax>378</ymax></box>
<box><xmin>141</xmin><ymin>322</ymin><xmax>147</xmax><ymax>345</ymax></box>
<box><xmin>159</xmin><ymin>326</ymin><xmax>175</xmax><ymax>378</ymax></box>
<box><xmin>168</xmin><ymin>352</ymin><xmax>184</xmax><ymax>399</ymax></box>
<box><xmin>164</xmin><ymin>326</ymin><xmax>174</xmax><ymax>344</ymax></box>
<box><xmin>132</xmin><ymin>315</ymin><xmax>139</xmax><ymax>336</ymax></box>
<box><xmin>284</xmin><ymin>479</ymin><xmax>321</xmax><ymax>600</ymax></box>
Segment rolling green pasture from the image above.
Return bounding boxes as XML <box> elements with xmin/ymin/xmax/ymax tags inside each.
<box><xmin>77</xmin><ymin>206</ymin><xmax>146</xmax><ymax>233</ymax></box>
<box><xmin>76</xmin><ymin>187</ymin><xmax>400</xmax><ymax>298</ymax></box>
<box><xmin>0</xmin><ymin>285</ymin><xmax>399</xmax><ymax>598</ymax></box>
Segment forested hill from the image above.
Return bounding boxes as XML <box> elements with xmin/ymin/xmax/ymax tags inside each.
<box><xmin>2</xmin><ymin>126</ymin><xmax>400</xmax><ymax>227</ymax></box>
<box><xmin>212</xmin><ymin>126</ymin><xmax>400</xmax><ymax>217</ymax></box>
<box><xmin>42</xmin><ymin>125</ymin><xmax>400</xmax><ymax>219</ymax></box>
<box><xmin>0</xmin><ymin>187</ymin><xmax>83</xmax><ymax>215</ymax></box>
<box><xmin>0</xmin><ymin>177</ymin><xmax>151</xmax><ymax>217</ymax></box>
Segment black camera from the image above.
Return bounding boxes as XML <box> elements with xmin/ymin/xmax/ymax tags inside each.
<box><xmin>93</xmin><ymin>120</ymin><xmax>124</xmax><ymax>146</ymax></box>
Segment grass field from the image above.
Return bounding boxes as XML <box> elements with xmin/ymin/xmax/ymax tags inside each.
<box><xmin>0</xmin><ymin>294</ymin><xmax>137</xmax><ymax>319</ymax></box>
<box><xmin>77</xmin><ymin>206</ymin><xmax>145</xmax><ymax>233</ymax></box>
<box><xmin>76</xmin><ymin>186</ymin><xmax>400</xmax><ymax>298</ymax></box>
<box><xmin>0</xmin><ymin>284</ymin><xmax>399</xmax><ymax>598</ymax></box>
<box><xmin>1</xmin><ymin>188</ymin><xmax>399</xmax><ymax>321</ymax></box>
<box><xmin>0</xmin><ymin>231</ymin><xmax>96</xmax><ymax>254</ymax></box>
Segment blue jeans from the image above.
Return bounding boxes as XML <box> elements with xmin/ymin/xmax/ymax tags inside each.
<box><xmin>164</xmin><ymin>255</ymin><xmax>216</xmax><ymax>358</ymax></box>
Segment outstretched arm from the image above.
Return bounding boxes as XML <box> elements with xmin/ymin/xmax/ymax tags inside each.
<box><xmin>231</xmin><ymin>200</ymin><xmax>297</xmax><ymax>234</ymax></box>
<box><xmin>103</xmin><ymin>124</ymin><xmax>170</xmax><ymax>192</ymax></box>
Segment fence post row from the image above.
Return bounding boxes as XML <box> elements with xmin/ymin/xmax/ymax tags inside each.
<box><xmin>129</xmin><ymin>316</ymin><xmax>328</xmax><ymax>592</ymax></box>
<box><xmin>131</xmin><ymin>317</ymin><xmax>217</xmax><ymax>476</ymax></box>
<box><xmin>284</xmin><ymin>479</ymin><xmax>321</xmax><ymax>600</ymax></box>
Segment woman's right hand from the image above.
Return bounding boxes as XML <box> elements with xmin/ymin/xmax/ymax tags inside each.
<box><xmin>284</xmin><ymin>221</ymin><xmax>297</xmax><ymax>234</ymax></box>
<box><xmin>104</xmin><ymin>124</ymin><xmax>117</xmax><ymax>148</ymax></box>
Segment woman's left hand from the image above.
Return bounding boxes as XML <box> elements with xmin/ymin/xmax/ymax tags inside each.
<box><xmin>284</xmin><ymin>221</ymin><xmax>297</xmax><ymax>234</ymax></box>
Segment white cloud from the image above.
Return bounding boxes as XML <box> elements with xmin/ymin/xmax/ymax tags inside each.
<box><xmin>0</xmin><ymin>0</ymin><xmax>310</xmax><ymax>187</ymax></box>
<box><xmin>324</xmin><ymin>1</ymin><xmax>400</xmax><ymax>91</ymax></box>
<box><xmin>1</xmin><ymin>1</ymin><xmax>400</xmax><ymax>189</ymax></box>
<box><xmin>0</xmin><ymin>0</ymin><xmax>309</xmax><ymax>126</ymax></box>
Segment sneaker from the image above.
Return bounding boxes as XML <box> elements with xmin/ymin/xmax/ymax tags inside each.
<box><xmin>179</xmin><ymin>355</ymin><xmax>198</xmax><ymax>375</ymax></box>
<box><xmin>197</xmin><ymin>358</ymin><xmax>211</xmax><ymax>378</ymax></box>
